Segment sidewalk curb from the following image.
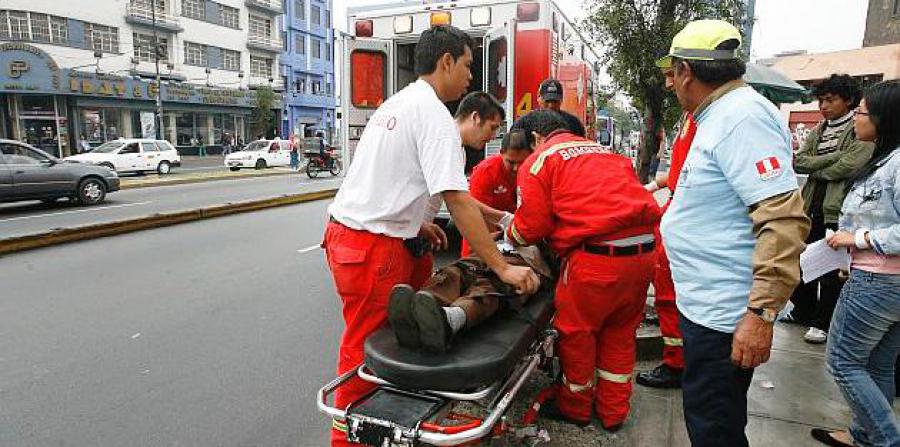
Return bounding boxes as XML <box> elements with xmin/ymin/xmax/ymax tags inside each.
<box><xmin>120</xmin><ymin>169</ymin><xmax>297</xmax><ymax>190</ymax></box>
<box><xmin>0</xmin><ymin>188</ymin><xmax>337</xmax><ymax>256</ymax></box>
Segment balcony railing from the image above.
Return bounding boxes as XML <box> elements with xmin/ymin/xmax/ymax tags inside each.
<box><xmin>247</xmin><ymin>34</ymin><xmax>283</xmax><ymax>52</ymax></box>
<box><xmin>125</xmin><ymin>3</ymin><xmax>183</xmax><ymax>31</ymax></box>
<box><xmin>245</xmin><ymin>0</ymin><xmax>284</xmax><ymax>14</ymax></box>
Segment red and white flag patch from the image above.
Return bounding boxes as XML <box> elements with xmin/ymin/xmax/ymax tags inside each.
<box><xmin>755</xmin><ymin>157</ymin><xmax>783</xmax><ymax>181</ymax></box>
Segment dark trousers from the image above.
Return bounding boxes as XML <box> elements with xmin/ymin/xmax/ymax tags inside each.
<box><xmin>789</xmin><ymin>214</ymin><xmax>841</xmax><ymax>330</ymax></box>
<box><xmin>680</xmin><ymin>313</ymin><xmax>755</xmax><ymax>447</ymax></box>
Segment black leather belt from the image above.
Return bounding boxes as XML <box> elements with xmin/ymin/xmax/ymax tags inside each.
<box><xmin>583</xmin><ymin>240</ymin><xmax>655</xmax><ymax>256</ymax></box>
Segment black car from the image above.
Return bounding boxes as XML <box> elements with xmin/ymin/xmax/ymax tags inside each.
<box><xmin>0</xmin><ymin>139</ymin><xmax>120</xmax><ymax>205</ymax></box>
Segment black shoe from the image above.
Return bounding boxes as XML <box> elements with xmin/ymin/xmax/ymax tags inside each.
<box><xmin>538</xmin><ymin>399</ymin><xmax>590</xmax><ymax>427</ymax></box>
<box><xmin>388</xmin><ymin>285</ymin><xmax>420</xmax><ymax>349</ymax></box>
<box><xmin>811</xmin><ymin>428</ymin><xmax>854</xmax><ymax>447</ymax></box>
<box><xmin>413</xmin><ymin>291</ymin><xmax>452</xmax><ymax>353</ymax></box>
<box><xmin>636</xmin><ymin>364</ymin><xmax>683</xmax><ymax>389</ymax></box>
<box><xmin>603</xmin><ymin>422</ymin><xmax>623</xmax><ymax>433</ymax></box>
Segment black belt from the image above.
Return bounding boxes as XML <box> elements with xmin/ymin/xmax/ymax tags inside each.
<box><xmin>583</xmin><ymin>240</ymin><xmax>655</xmax><ymax>257</ymax></box>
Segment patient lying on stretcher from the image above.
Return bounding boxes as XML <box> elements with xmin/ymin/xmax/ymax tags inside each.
<box><xmin>388</xmin><ymin>241</ymin><xmax>556</xmax><ymax>353</ymax></box>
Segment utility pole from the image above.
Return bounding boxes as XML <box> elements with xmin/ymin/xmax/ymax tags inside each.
<box><xmin>151</xmin><ymin>0</ymin><xmax>164</xmax><ymax>140</ymax></box>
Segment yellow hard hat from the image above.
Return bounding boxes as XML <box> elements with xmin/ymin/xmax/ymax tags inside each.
<box><xmin>656</xmin><ymin>19</ymin><xmax>742</xmax><ymax>69</ymax></box>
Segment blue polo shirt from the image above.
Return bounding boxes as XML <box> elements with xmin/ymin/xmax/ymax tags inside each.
<box><xmin>660</xmin><ymin>85</ymin><xmax>798</xmax><ymax>333</ymax></box>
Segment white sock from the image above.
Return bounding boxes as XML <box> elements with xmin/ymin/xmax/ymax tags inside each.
<box><xmin>443</xmin><ymin>306</ymin><xmax>467</xmax><ymax>333</ymax></box>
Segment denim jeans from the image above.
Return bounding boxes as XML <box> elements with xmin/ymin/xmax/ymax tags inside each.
<box><xmin>680</xmin><ymin>312</ymin><xmax>755</xmax><ymax>447</ymax></box>
<box><xmin>826</xmin><ymin>269</ymin><xmax>900</xmax><ymax>447</ymax></box>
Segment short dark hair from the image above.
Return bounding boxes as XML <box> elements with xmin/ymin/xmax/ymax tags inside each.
<box><xmin>512</xmin><ymin>110</ymin><xmax>567</xmax><ymax>139</ymax></box>
<box><xmin>414</xmin><ymin>25</ymin><xmax>475</xmax><ymax>76</ymax></box>
<box><xmin>674</xmin><ymin>39</ymin><xmax>746</xmax><ymax>86</ymax></box>
<box><xmin>501</xmin><ymin>128</ymin><xmax>532</xmax><ymax>152</ymax></box>
<box><xmin>558</xmin><ymin>110</ymin><xmax>586</xmax><ymax>137</ymax></box>
<box><xmin>812</xmin><ymin>74</ymin><xmax>863</xmax><ymax>109</ymax></box>
<box><xmin>455</xmin><ymin>91</ymin><xmax>506</xmax><ymax>122</ymax></box>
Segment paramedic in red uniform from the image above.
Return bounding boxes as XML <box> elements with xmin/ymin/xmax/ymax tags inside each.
<box><xmin>323</xmin><ymin>26</ymin><xmax>539</xmax><ymax>446</ymax></box>
<box><xmin>637</xmin><ymin>109</ymin><xmax>697</xmax><ymax>389</ymax></box>
<box><xmin>507</xmin><ymin>109</ymin><xmax>661</xmax><ymax>431</ymax></box>
<box><xmin>460</xmin><ymin>128</ymin><xmax>533</xmax><ymax>256</ymax></box>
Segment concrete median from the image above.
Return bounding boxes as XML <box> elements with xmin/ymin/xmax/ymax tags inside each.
<box><xmin>0</xmin><ymin>189</ymin><xmax>337</xmax><ymax>256</ymax></box>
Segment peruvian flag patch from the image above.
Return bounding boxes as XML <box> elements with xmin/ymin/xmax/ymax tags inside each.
<box><xmin>755</xmin><ymin>157</ymin><xmax>783</xmax><ymax>181</ymax></box>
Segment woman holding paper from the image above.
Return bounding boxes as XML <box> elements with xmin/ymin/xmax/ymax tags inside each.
<box><xmin>811</xmin><ymin>79</ymin><xmax>900</xmax><ymax>447</ymax></box>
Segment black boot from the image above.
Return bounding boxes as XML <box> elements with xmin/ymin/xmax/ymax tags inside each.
<box><xmin>538</xmin><ymin>399</ymin><xmax>590</xmax><ymax>427</ymax></box>
<box><xmin>387</xmin><ymin>284</ymin><xmax>420</xmax><ymax>349</ymax></box>
<box><xmin>413</xmin><ymin>291</ymin><xmax>453</xmax><ymax>353</ymax></box>
<box><xmin>636</xmin><ymin>364</ymin><xmax>683</xmax><ymax>389</ymax></box>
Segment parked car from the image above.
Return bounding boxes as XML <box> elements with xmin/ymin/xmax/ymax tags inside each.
<box><xmin>0</xmin><ymin>139</ymin><xmax>120</xmax><ymax>205</ymax></box>
<box><xmin>224</xmin><ymin>140</ymin><xmax>292</xmax><ymax>171</ymax></box>
<box><xmin>65</xmin><ymin>139</ymin><xmax>181</xmax><ymax>175</ymax></box>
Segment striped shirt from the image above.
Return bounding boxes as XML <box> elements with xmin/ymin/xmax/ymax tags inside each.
<box><xmin>816</xmin><ymin>111</ymin><xmax>854</xmax><ymax>156</ymax></box>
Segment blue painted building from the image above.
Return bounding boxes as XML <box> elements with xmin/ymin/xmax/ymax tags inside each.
<box><xmin>280</xmin><ymin>0</ymin><xmax>336</xmax><ymax>140</ymax></box>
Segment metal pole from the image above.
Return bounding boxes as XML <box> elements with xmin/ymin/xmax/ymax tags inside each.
<box><xmin>151</xmin><ymin>1</ymin><xmax>164</xmax><ymax>140</ymax></box>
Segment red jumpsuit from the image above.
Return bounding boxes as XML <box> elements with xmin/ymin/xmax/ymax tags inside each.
<box><xmin>508</xmin><ymin>130</ymin><xmax>661</xmax><ymax>427</ymax></box>
<box><xmin>461</xmin><ymin>154</ymin><xmax>518</xmax><ymax>257</ymax></box>
<box><xmin>653</xmin><ymin>113</ymin><xmax>696</xmax><ymax>371</ymax></box>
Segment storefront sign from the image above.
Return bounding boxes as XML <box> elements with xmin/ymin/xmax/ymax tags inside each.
<box><xmin>1</xmin><ymin>44</ymin><xmax>269</xmax><ymax>109</ymax></box>
<box><xmin>140</xmin><ymin>112</ymin><xmax>156</xmax><ymax>138</ymax></box>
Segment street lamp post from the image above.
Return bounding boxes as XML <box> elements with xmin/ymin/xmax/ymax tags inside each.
<box><xmin>151</xmin><ymin>1</ymin><xmax>164</xmax><ymax>140</ymax></box>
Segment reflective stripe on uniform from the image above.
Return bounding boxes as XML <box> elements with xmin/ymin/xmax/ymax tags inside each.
<box><xmin>596</xmin><ymin>369</ymin><xmax>632</xmax><ymax>384</ymax></box>
<box><xmin>562</xmin><ymin>374</ymin><xmax>595</xmax><ymax>393</ymax></box>
<box><xmin>332</xmin><ymin>418</ymin><xmax>348</xmax><ymax>433</ymax></box>
<box><xmin>663</xmin><ymin>337</ymin><xmax>683</xmax><ymax>347</ymax></box>
<box><xmin>529</xmin><ymin>141</ymin><xmax>605</xmax><ymax>175</ymax></box>
<box><xmin>509</xmin><ymin>223</ymin><xmax>528</xmax><ymax>245</ymax></box>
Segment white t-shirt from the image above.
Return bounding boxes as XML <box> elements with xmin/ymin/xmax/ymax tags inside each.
<box><xmin>328</xmin><ymin>80</ymin><xmax>468</xmax><ymax>239</ymax></box>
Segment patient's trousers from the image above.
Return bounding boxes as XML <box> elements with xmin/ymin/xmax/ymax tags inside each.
<box><xmin>420</xmin><ymin>255</ymin><xmax>530</xmax><ymax>329</ymax></box>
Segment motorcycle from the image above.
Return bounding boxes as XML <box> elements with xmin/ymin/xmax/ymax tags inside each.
<box><xmin>304</xmin><ymin>149</ymin><xmax>342</xmax><ymax>178</ymax></box>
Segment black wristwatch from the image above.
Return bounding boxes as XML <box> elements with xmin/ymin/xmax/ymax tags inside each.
<box><xmin>748</xmin><ymin>307</ymin><xmax>777</xmax><ymax>323</ymax></box>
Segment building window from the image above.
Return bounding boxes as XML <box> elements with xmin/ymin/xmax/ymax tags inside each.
<box><xmin>220</xmin><ymin>49</ymin><xmax>241</xmax><ymax>71</ymax></box>
<box><xmin>0</xmin><ymin>11</ymin><xmax>7</xmax><ymax>39</ymax></box>
<box><xmin>295</xmin><ymin>0</ymin><xmax>305</xmax><ymax>20</ymax></box>
<box><xmin>249</xmin><ymin>15</ymin><xmax>271</xmax><ymax>38</ymax></box>
<box><xmin>8</xmin><ymin>11</ymin><xmax>29</xmax><ymax>40</ymax></box>
<box><xmin>325</xmin><ymin>10</ymin><xmax>330</xmax><ymax>28</ymax></box>
<box><xmin>134</xmin><ymin>33</ymin><xmax>168</xmax><ymax>62</ymax></box>
<box><xmin>250</xmin><ymin>55</ymin><xmax>272</xmax><ymax>78</ymax></box>
<box><xmin>295</xmin><ymin>35</ymin><xmax>305</xmax><ymax>55</ymax></box>
<box><xmin>29</xmin><ymin>13</ymin><xmax>50</xmax><ymax>42</ymax></box>
<box><xmin>325</xmin><ymin>42</ymin><xmax>331</xmax><ymax>61</ymax></box>
<box><xmin>50</xmin><ymin>16</ymin><xmax>67</xmax><ymax>42</ymax></box>
<box><xmin>311</xmin><ymin>38</ymin><xmax>320</xmax><ymax>59</ymax></box>
<box><xmin>311</xmin><ymin>80</ymin><xmax>321</xmax><ymax>94</ymax></box>
<box><xmin>311</xmin><ymin>5</ymin><xmax>321</xmax><ymax>25</ymax></box>
<box><xmin>282</xmin><ymin>31</ymin><xmax>288</xmax><ymax>51</ymax></box>
<box><xmin>184</xmin><ymin>41</ymin><xmax>207</xmax><ymax>66</ymax></box>
<box><xmin>132</xmin><ymin>0</ymin><xmax>167</xmax><ymax>14</ymax></box>
<box><xmin>326</xmin><ymin>82</ymin><xmax>332</xmax><ymax>95</ymax></box>
<box><xmin>182</xmin><ymin>0</ymin><xmax>205</xmax><ymax>20</ymax></box>
<box><xmin>894</xmin><ymin>0</ymin><xmax>900</xmax><ymax>16</ymax></box>
<box><xmin>219</xmin><ymin>5</ymin><xmax>240</xmax><ymax>29</ymax></box>
<box><xmin>85</xmin><ymin>23</ymin><xmax>120</xmax><ymax>53</ymax></box>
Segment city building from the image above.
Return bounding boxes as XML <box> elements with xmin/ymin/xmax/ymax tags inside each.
<box><xmin>279</xmin><ymin>0</ymin><xmax>335</xmax><ymax>141</ymax></box>
<box><xmin>0</xmin><ymin>0</ymin><xmax>285</xmax><ymax>157</ymax></box>
<box><xmin>863</xmin><ymin>0</ymin><xmax>900</xmax><ymax>47</ymax></box>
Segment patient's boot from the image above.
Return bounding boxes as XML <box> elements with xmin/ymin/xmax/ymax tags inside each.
<box><xmin>388</xmin><ymin>284</ymin><xmax>420</xmax><ymax>349</ymax></box>
<box><xmin>413</xmin><ymin>291</ymin><xmax>461</xmax><ymax>353</ymax></box>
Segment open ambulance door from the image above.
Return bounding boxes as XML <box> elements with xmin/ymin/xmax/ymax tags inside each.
<box><xmin>342</xmin><ymin>37</ymin><xmax>393</xmax><ymax>166</ymax></box>
<box><xmin>484</xmin><ymin>20</ymin><xmax>516</xmax><ymax>155</ymax></box>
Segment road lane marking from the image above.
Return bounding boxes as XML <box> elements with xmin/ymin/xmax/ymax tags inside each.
<box><xmin>297</xmin><ymin>244</ymin><xmax>321</xmax><ymax>254</ymax></box>
<box><xmin>0</xmin><ymin>201</ymin><xmax>154</xmax><ymax>223</ymax></box>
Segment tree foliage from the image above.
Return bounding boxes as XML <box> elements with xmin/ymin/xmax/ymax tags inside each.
<box><xmin>582</xmin><ymin>0</ymin><xmax>746</xmax><ymax>180</ymax></box>
<box><xmin>251</xmin><ymin>86</ymin><xmax>276</xmax><ymax>139</ymax></box>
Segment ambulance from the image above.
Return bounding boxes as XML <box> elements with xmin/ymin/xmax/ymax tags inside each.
<box><xmin>341</xmin><ymin>0</ymin><xmax>604</xmax><ymax>165</ymax></box>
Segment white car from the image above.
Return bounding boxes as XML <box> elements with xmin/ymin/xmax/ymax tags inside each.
<box><xmin>224</xmin><ymin>140</ymin><xmax>293</xmax><ymax>171</ymax></box>
<box><xmin>66</xmin><ymin>139</ymin><xmax>181</xmax><ymax>175</ymax></box>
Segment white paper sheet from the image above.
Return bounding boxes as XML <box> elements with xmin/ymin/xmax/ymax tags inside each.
<box><xmin>800</xmin><ymin>233</ymin><xmax>851</xmax><ymax>283</ymax></box>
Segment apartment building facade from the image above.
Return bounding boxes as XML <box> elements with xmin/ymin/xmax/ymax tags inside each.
<box><xmin>0</xmin><ymin>0</ymin><xmax>285</xmax><ymax>156</ymax></box>
<box><xmin>279</xmin><ymin>0</ymin><xmax>335</xmax><ymax>141</ymax></box>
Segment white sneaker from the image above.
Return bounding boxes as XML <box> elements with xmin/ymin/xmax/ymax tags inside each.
<box><xmin>804</xmin><ymin>327</ymin><xmax>827</xmax><ymax>344</ymax></box>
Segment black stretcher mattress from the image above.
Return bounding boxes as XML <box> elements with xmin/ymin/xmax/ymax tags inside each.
<box><xmin>364</xmin><ymin>286</ymin><xmax>555</xmax><ymax>392</ymax></box>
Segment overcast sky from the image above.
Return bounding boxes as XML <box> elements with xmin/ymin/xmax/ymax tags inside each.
<box><xmin>331</xmin><ymin>0</ymin><xmax>869</xmax><ymax>60</ymax></box>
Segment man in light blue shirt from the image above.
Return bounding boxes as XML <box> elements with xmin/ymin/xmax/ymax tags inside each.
<box><xmin>657</xmin><ymin>20</ymin><xmax>810</xmax><ymax>446</ymax></box>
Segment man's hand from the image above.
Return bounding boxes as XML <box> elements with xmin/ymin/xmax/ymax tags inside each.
<box><xmin>418</xmin><ymin>222</ymin><xmax>448</xmax><ymax>251</ymax></box>
<box><xmin>497</xmin><ymin>264</ymin><xmax>540</xmax><ymax>295</ymax></box>
<box><xmin>731</xmin><ymin>310</ymin><xmax>774</xmax><ymax>369</ymax></box>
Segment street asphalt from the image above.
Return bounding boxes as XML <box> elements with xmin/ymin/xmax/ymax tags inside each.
<box><xmin>0</xmin><ymin>199</ymin><xmax>338</xmax><ymax>447</ymax></box>
<box><xmin>0</xmin><ymin>174</ymin><xmax>341</xmax><ymax>239</ymax></box>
